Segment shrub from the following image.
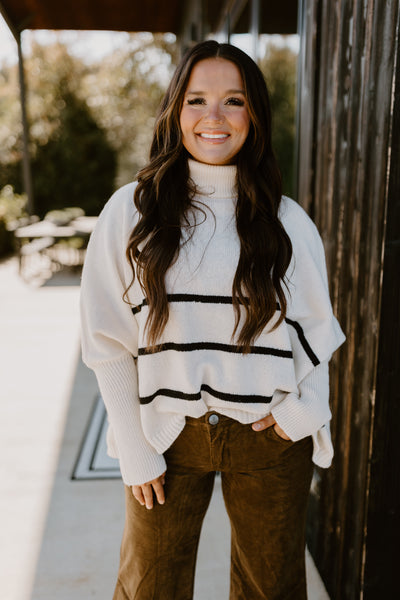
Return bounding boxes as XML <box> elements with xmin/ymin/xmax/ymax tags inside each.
<box><xmin>30</xmin><ymin>92</ymin><xmax>117</xmax><ymax>217</ymax></box>
<box><xmin>0</xmin><ymin>185</ymin><xmax>28</xmax><ymax>256</ymax></box>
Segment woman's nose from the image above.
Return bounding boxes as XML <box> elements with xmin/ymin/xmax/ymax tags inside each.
<box><xmin>204</xmin><ymin>103</ymin><xmax>224</xmax><ymax>123</ymax></box>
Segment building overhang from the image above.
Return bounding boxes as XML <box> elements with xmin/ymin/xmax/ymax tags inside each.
<box><xmin>0</xmin><ymin>0</ymin><xmax>298</xmax><ymax>38</ymax></box>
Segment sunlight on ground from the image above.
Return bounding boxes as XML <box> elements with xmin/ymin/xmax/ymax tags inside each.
<box><xmin>0</xmin><ymin>257</ymin><xmax>81</xmax><ymax>600</ymax></box>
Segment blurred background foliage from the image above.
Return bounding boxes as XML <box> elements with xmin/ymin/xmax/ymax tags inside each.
<box><xmin>0</xmin><ymin>34</ymin><xmax>297</xmax><ymax>230</ymax></box>
<box><xmin>0</xmin><ymin>33</ymin><xmax>179</xmax><ymax>220</ymax></box>
<box><xmin>0</xmin><ymin>185</ymin><xmax>28</xmax><ymax>255</ymax></box>
<box><xmin>260</xmin><ymin>43</ymin><xmax>297</xmax><ymax>200</ymax></box>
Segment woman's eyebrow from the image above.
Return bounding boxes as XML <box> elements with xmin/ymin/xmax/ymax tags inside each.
<box><xmin>185</xmin><ymin>89</ymin><xmax>245</xmax><ymax>95</ymax></box>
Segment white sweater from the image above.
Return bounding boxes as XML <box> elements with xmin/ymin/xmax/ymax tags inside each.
<box><xmin>80</xmin><ymin>159</ymin><xmax>345</xmax><ymax>485</ymax></box>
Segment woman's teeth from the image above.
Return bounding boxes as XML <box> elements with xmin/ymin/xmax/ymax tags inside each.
<box><xmin>199</xmin><ymin>133</ymin><xmax>229</xmax><ymax>139</ymax></box>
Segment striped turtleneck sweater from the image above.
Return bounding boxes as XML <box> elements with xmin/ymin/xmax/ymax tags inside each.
<box><xmin>80</xmin><ymin>159</ymin><xmax>345</xmax><ymax>485</ymax></box>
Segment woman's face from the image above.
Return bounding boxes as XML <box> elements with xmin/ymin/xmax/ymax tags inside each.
<box><xmin>180</xmin><ymin>58</ymin><xmax>250</xmax><ymax>166</ymax></box>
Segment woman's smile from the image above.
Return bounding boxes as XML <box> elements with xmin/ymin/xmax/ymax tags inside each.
<box><xmin>197</xmin><ymin>130</ymin><xmax>230</xmax><ymax>142</ymax></box>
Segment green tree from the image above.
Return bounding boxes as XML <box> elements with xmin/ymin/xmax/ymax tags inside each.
<box><xmin>0</xmin><ymin>42</ymin><xmax>117</xmax><ymax>216</ymax></box>
<box><xmin>0</xmin><ymin>34</ymin><xmax>178</xmax><ymax>215</ymax></box>
<box><xmin>31</xmin><ymin>90</ymin><xmax>117</xmax><ymax>217</ymax></box>
<box><xmin>80</xmin><ymin>33</ymin><xmax>178</xmax><ymax>186</ymax></box>
<box><xmin>259</xmin><ymin>43</ymin><xmax>298</xmax><ymax>198</ymax></box>
<box><xmin>0</xmin><ymin>62</ymin><xmax>23</xmax><ymax>189</ymax></box>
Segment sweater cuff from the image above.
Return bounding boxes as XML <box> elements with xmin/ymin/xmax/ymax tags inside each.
<box><xmin>271</xmin><ymin>360</ymin><xmax>331</xmax><ymax>441</ymax></box>
<box><xmin>93</xmin><ymin>353</ymin><xmax>166</xmax><ymax>485</ymax></box>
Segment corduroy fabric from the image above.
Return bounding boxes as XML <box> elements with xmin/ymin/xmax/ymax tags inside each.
<box><xmin>113</xmin><ymin>413</ymin><xmax>313</xmax><ymax>600</ymax></box>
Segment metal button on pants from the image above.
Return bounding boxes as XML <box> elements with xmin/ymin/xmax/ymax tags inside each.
<box><xmin>208</xmin><ymin>413</ymin><xmax>219</xmax><ymax>425</ymax></box>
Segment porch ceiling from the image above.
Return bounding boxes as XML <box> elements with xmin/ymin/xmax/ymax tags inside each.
<box><xmin>0</xmin><ymin>0</ymin><xmax>186</xmax><ymax>35</ymax></box>
<box><xmin>0</xmin><ymin>0</ymin><xmax>297</xmax><ymax>37</ymax></box>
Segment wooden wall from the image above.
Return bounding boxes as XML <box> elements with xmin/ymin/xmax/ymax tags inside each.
<box><xmin>297</xmin><ymin>1</ymin><xmax>400</xmax><ymax>597</ymax></box>
<box><xmin>363</xmin><ymin>11</ymin><xmax>400</xmax><ymax>594</ymax></box>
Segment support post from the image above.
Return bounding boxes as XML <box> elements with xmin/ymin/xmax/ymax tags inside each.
<box><xmin>250</xmin><ymin>0</ymin><xmax>260</xmax><ymax>62</ymax></box>
<box><xmin>16</xmin><ymin>31</ymin><xmax>34</xmax><ymax>215</ymax></box>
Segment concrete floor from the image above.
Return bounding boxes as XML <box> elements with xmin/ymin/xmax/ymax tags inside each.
<box><xmin>0</xmin><ymin>255</ymin><xmax>330</xmax><ymax>599</ymax></box>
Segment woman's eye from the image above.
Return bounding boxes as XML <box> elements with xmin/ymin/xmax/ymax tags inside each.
<box><xmin>226</xmin><ymin>97</ymin><xmax>245</xmax><ymax>106</ymax></box>
<box><xmin>187</xmin><ymin>98</ymin><xmax>205</xmax><ymax>105</ymax></box>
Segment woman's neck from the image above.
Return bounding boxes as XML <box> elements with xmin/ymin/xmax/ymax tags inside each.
<box><xmin>188</xmin><ymin>159</ymin><xmax>237</xmax><ymax>199</ymax></box>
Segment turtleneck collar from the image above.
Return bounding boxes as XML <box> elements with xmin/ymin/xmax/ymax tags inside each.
<box><xmin>188</xmin><ymin>158</ymin><xmax>237</xmax><ymax>199</ymax></box>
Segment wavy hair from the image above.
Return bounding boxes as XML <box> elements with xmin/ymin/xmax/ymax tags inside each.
<box><xmin>126</xmin><ymin>40</ymin><xmax>292</xmax><ymax>352</ymax></box>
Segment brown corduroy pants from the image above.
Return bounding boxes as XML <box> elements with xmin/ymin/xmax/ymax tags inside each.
<box><xmin>113</xmin><ymin>412</ymin><xmax>314</xmax><ymax>600</ymax></box>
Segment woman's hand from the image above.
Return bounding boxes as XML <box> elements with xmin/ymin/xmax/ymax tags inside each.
<box><xmin>251</xmin><ymin>415</ymin><xmax>291</xmax><ymax>440</ymax></box>
<box><xmin>131</xmin><ymin>472</ymin><xmax>166</xmax><ymax>509</ymax></box>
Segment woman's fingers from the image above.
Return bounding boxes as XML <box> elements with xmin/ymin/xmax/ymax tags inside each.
<box><xmin>131</xmin><ymin>483</ymin><xmax>154</xmax><ymax>509</ymax></box>
<box><xmin>251</xmin><ymin>414</ymin><xmax>275</xmax><ymax>431</ymax></box>
<box><xmin>152</xmin><ymin>478</ymin><xmax>166</xmax><ymax>506</ymax></box>
<box><xmin>273</xmin><ymin>423</ymin><xmax>291</xmax><ymax>440</ymax></box>
<box><xmin>131</xmin><ymin>472</ymin><xmax>166</xmax><ymax>509</ymax></box>
<box><xmin>142</xmin><ymin>483</ymin><xmax>155</xmax><ymax>510</ymax></box>
<box><xmin>131</xmin><ymin>485</ymin><xmax>145</xmax><ymax>506</ymax></box>
<box><xmin>251</xmin><ymin>415</ymin><xmax>292</xmax><ymax>440</ymax></box>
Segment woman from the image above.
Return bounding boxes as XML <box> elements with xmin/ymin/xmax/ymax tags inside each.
<box><xmin>80</xmin><ymin>40</ymin><xmax>345</xmax><ymax>600</ymax></box>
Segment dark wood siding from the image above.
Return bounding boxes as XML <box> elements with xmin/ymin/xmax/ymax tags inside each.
<box><xmin>363</xmin><ymin>11</ymin><xmax>400</xmax><ymax>594</ymax></box>
<box><xmin>297</xmin><ymin>1</ymin><xmax>400</xmax><ymax>597</ymax></box>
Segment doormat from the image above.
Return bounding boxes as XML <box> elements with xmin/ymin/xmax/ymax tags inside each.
<box><xmin>72</xmin><ymin>395</ymin><xmax>121</xmax><ymax>480</ymax></box>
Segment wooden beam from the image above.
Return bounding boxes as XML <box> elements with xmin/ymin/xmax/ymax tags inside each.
<box><xmin>0</xmin><ymin>0</ymin><xmax>21</xmax><ymax>39</ymax></box>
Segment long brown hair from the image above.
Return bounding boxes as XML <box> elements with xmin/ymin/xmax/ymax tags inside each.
<box><xmin>126</xmin><ymin>40</ymin><xmax>292</xmax><ymax>351</ymax></box>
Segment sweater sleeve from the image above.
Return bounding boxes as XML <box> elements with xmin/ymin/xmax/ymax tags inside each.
<box><xmin>280</xmin><ymin>197</ymin><xmax>346</xmax><ymax>383</ymax></box>
<box><xmin>271</xmin><ymin>359</ymin><xmax>334</xmax><ymax>468</ymax></box>
<box><xmin>271</xmin><ymin>359</ymin><xmax>330</xmax><ymax>441</ymax></box>
<box><xmin>80</xmin><ymin>184</ymin><xmax>166</xmax><ymax>485</ymax></box>
<box><xmin>269</xmin><ymin>198</ymin><xmax>345</xmax><ymax>466</ymax></box>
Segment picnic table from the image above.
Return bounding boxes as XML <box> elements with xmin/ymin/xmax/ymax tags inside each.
<box><xmin>14</xmin><ymin>216</ymin><xmax>98</xmax><ymax>278</ymax></box>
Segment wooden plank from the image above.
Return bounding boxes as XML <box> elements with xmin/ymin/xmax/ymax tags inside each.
<box><xmin>298</xmin><ymin>0</ymin><xmax>400</xmax><ymax>597</ymax></box>
<box><xmin>363</xmin><ymin>5</ymin><xmax>400</xmax><ymax>595</ymax></box>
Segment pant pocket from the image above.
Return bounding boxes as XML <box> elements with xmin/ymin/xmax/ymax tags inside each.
<box><xmin>267</xmin><ymin>424</ymin><xmax>295</xmax><ymax>445</ymax></box>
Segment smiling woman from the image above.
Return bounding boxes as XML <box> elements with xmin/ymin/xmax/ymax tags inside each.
<box><xmin>180</xmin><ymin>58</ymin><xmax>250</xmax><ymax>165</ymax></box>
<box><xmin>80</xmin><ymin>39</ymin><xmax>345</xmax><ymax>600</ymax></box>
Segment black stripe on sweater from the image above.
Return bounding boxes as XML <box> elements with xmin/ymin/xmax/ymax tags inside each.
<box><xmin>132</xmin><ymin>293</ymin><xmax>319</xmax><ymax>365</ymax></box>
<box><xmin>139</xmin><ymin>383</ymin><xmax>272</xmax><ymax>405</ymax></box>
<box><xmin>284</xmin><ymin>318</ymin><xmax>320</xmax><ymax>366</ymax></box>
<box><xmin>132</xmin><ymin>294</ymin><xmax>248</xmax><ymax>314</ymax></box>
<box><xmin>138</xmin><ymin>341</ymin><xmax>293</xmax><ymax>358</ymax></box>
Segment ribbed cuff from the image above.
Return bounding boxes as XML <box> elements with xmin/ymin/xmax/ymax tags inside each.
<box><xmin>93</xmin><ymin>353</ymin><xmax>166</xmax><ymax>485</ymax></box>
<box><xmin>271</xmin><ymin>361</ymin><xmax>331</xmax><ymax>441</ymax></box>
<box><xmin>311</xmin><ymin>424</ymin><xmax>334</xmax><ymax>468</ymax></box>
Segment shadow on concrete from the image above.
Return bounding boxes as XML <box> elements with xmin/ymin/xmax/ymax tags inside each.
<box><xmin>29</xmin><ymin>350</ymin><xmax>232</xmax><ymax>600</ymax></box>
<box><xmin>30</xmin><ymin>350</ymin><xmax>125</xmax><ymax>600</ymax></box>
<box><xmin>41</xmin><ymin>267</ymin><xmax>82</xmax><ymax>287</ymax></box>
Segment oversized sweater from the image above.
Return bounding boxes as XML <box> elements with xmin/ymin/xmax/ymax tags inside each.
<box><xmin>80</xmin><ymin>159</ymin><xmax>345</xmax><ymax>485</ymax></box>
